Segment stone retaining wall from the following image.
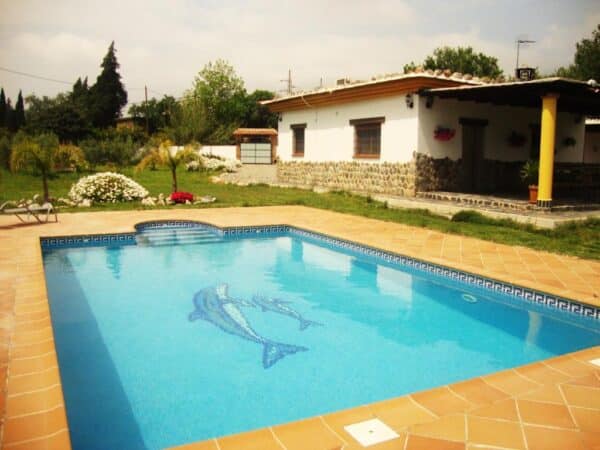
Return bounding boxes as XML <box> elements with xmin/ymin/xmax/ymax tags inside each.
<box><xmin>414</xmin><ymin>153</ymin><xmax>462</xmax><ymax>192</ymax></box>
<box><xmin>277</xmin><ymin>160</ymin><xmax>416</xmax><ymax>196</ymax></box>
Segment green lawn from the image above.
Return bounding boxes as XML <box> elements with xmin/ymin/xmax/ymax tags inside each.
<box><xmin>1</xmin><ymin>168</ymin><xmax>599</xmax><ymax>260</ymax></box>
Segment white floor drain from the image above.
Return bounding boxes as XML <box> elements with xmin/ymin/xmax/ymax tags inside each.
<box><xmin>589</xmin><ymin>358</ymin><xmax>600</xmax><ymax>368</ymax></box>
<box><xmin>344</xmin><ymin>418</ymin><xmax>399</xmax><ymax>447</ymax></box>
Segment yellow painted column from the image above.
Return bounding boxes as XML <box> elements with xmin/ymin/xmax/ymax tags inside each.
<box><xmin>537</xmin><ymin>93</ymin><xmax>559</xmax><ymax>208</ymax></box>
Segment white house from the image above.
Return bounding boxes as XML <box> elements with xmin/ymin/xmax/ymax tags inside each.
<box><xmin>263</xmin><ymin>73</ymin><xmax>600</xmax><ymax>207</ymax></box>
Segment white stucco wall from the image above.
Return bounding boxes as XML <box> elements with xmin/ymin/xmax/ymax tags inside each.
<box><xmin>417</xmin><ymin>96</ymin><xmax>585</xmax><ymax>163</ymax></box>
<box><xmin>278</xmin><ymin>95</ymin><xmax>418</xmax><ymax>163</ymax></box>
<box><xmin>583</xmin><ymin>129</ymin><xmax>600</xmax><ymax>164</ymax></box>
<box><xmin>199</xmin><ymin>145</ymin><xmax>237</xmax><ymax>160</ymax></box>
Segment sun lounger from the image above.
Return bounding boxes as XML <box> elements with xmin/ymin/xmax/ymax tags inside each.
<box><xmin>0</xmin><ymin>201</ymin><xmax>57</xmax><ymax>223</ymax></box>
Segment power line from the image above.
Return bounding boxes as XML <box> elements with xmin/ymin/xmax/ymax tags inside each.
<box><xmin>0</xmin><ymin>66</ymin><xmax>73</xmax><ymax>85</ymax></box>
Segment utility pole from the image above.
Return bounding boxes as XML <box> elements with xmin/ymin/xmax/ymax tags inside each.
<box><xmin>144</xmin><ymin>85</ymin><xmax>149</xmax><ymax>134</ymax></box>
<box><xmin>280</xmin><ymin>69</ymin><xmax>295</xmax><ymax>95</ymax></box>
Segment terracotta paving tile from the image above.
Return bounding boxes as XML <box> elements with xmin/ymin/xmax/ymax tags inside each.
<box><xmin>580</xmin><ymin>431</ymin><xmax>600</xmax><ymax>450</ymax></box>
<box><xmin>515</xmin><ymin>362</ymin><xmax>572</xmax><ymax>385</ymax></box>
<box><xmin>322</xmin><ymin>405</ymin><xmax>374</xmax><ymax>438</ymax></box>
<box><xmin>336</xmin><ymin>433</ymin><xmax>407</xmax><ymax>450</ymax></box>
<box><xmin>217</xmin><ymin>428</ymin><xmax>283</xmax><ymax>450</ymax></box>
<box><xmin>468</xmin><ymin>398</ymin><xmax>520</xmax><ymax>422</ymax></box>
<box><xmin>565</xmin><ymin>373</ymin><xmax>600</xmax><ymax>388</ymax></box>
<box><xmin>10</xmin><ymin>339</ymin><xmax>55</xmax><ymax>359</ymax></box>
<box><xmin>517</xmin><ymin>399</ymin><xmax>576</xmax><ymax>428</ymax></box>
<box><xmin>544</xmin><ymin>355</ymin><xmax>597</xmax><ymax>377</ymax></box>
<box><xmin>482</xmin><ymin>370</ymin><xmax>540</xmax><ymax>396</ymax></box>
<box><xmin>411</xmin><ymin>387</ymin><xmax>474</xmax><ymax>417</ymax></box>
<box><xmin>570</xmin><ymin>407</ymin><xmax>600</xmax><ymax>432</ymax></box>
<box><xmin>6</xmin><ymin>367</ymin><xmax>61</xmax><ymax>394</ymax></box>
<box><xmin>409</xmin><ymin>414</ymin><xmax>466</xmax><ymax>442</ymax></box>
<box><xmin>518</xmin><ymin>383</ymin><xmax>566</xmax><ymax>404</ymax></box>
<box><xmin>449</xmin><ymin>378</ymin><xmax>508</xmax><ymax>406</ymax></box>
<box><xmin>369</xmin><ymin>396</ymin><xmax>437</xmax><ymax>430</ymax></box>
<box><xmin>6</xmin><ymin>384</ymin><xmax>64</xmax><ymax>417</ymax></box>
<box><xmin>561</xmin><ymin>383</ymin><xmax>600</xmax><ymax>409</ymax></box>
<box><xmin>9</xmin><ymin>352</ymin><xmax>57</xmax><ymax>376</ymax></box>
<box><xmin>523</xmin><ymin>425</ymin><xmax>587</xmax><ymax>450</ymax></box>
<box><xmin>466</xmin><ymin>415</ymin><xmax>525</xmax><ymax>449</ymax></box>
<box><xmin>2</xmin><ymin>405</ymin><xmax>67</xmax><ymax>444</ymax></box>
<box><xmin>168</xmin><ymin>439</ymin><xmax>219</xmax><ymax>450</ymax></box>
<box><xmin>2</xmin><ymin>429</ymin><xmax>72</xmax><ymax>450</ymax></box>
<box><xmin>272</xmin><ymin>417</ymin><xmax>344</xmax><ymax>450</ymax></box>
<box><xmin>405</xmin><ymin>434</ymin><xmax>465</xmax><ymax>450</ymax></box>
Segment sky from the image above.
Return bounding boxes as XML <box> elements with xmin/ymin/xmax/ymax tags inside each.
<box><xmin>1</xmin><ymin>0</ymin><xmax>599</xmax><ymax>109</ymax></box>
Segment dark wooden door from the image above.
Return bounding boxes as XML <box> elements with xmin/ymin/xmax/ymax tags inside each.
<box><xmin>461</xmin><ymin>124</ymin><xmax>485</xmax><ymax>192</ymax></box>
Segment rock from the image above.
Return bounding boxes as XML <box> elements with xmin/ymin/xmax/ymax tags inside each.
<box><xmin>141</xmin><ymin>197</ymin><xmax>156</xmax><ymax>206</ymax></box>
<box><xmin>78</xmin><ymin>199</ymin><xmax>92</xmax><ymax>208</ymax></box>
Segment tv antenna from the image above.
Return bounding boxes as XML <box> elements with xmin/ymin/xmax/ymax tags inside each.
<box><xmin>516</xmin><ymin>38</ymin><xmax>536</xmax><ymax>72</ymax></box>
<box><xmin>280</xmin><ymin>69</ymin><xmax>295</xmax><ymax>95</ymax></box>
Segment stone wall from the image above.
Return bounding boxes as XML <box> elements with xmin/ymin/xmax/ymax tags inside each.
<box><xmin>414</xmin><ymin>153</ymin><xmax>462</xmax><ymax>192</ymax></box>
<box><xmin>277</xmin><ymin>160</ymin><xmax>416</xmax><ymax>196</ymax></box>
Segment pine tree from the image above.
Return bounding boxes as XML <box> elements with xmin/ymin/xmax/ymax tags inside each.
<box><xmin>0</xmin><ymin>88</ymin><xmax>6</xmax><ymax>128</ymax></box>
<box><xmin>90</xmin><ymin>41</ymin><xmax>128</xmax><ymax>128</ymax></box>
<box><xmin>15</xmin><ymin>90</ymin><xmax>25</xmax><ymax>130</ymax></box>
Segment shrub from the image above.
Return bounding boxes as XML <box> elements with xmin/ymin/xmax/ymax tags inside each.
<box><xmin>80</xmin><ymin>128</ymin><xmax>146</xmax><ymax>167</ymax></box>
<box><xmin>69</xmin><ymin>172</ymin><xmax>148</xmax><ymax>203</ymax></box>
<box><xmin>54</xmin><ymin>144</ymin><xmax>88</xmax><ymax>172</ymax></box>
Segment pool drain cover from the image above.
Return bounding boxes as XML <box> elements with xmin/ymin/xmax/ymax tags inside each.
<box><xmin>344</xmin><ymin>418</ymin><xmax>399</xmax><ymax>447</ymax></box>
<box><xmin>462</xmin><ymin>293</ymin><xmax>478</xmax><ymax>303</ymax></box>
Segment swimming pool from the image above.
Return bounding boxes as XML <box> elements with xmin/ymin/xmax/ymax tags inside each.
<box><xmin>41</xmin><ymin>222</ymin><xmax>600</xmax><ymax>450</ymax></box>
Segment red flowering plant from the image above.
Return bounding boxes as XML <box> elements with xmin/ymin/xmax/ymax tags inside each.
<box><xmin>170</xmin><ymin>191</ymin><xmax>194</xmax><ymax>204</ymax></box>
<box><xmin>434</xmin><ymin>126</ymin><xmax>456</xmax><ymax>141</ymax></box>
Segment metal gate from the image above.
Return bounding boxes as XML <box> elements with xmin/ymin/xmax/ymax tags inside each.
<box><xmin>240</xmin><ymin>142</ymin><xmax>272</xmax><ymax>164</ymax></box>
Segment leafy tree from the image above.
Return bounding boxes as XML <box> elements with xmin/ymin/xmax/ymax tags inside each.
<box><xmin>15</xmin><ymin>90</ymin><xmax>25</xmax><ymax>130</ymax></box>
<box><xmin>80</xmin><ymin>127</ymin><xmax>144</xmax><ymax>167</ymax></box>
<box><xmin>555</xmin><ymin>24</ymin><xmax>600</xmax><ymax>81</ymax></box>
<box><xmin>135</xmin><ymin>139</ymin><xmax>198</xmax><ymax>192</ymax></box>
<box><xmin>90</xmin><ymin>41</ymin><xmax>128</xmax><ymax>127</ymax></box>
<box><xmin>243</xmin><ymin>90</ymin><xmax>278</xmax><ymax>128</ymax></box>
<box><xmin>0</xmin><ymin>129</ymin><xmax>11</xmax><ymax>169</ymax></box>
<box><xmin>25</xmin><ymin>94</ymin><xmax>91</xmax><ymax>142</ymax></box>
<box><xmin>404</xmin><ymin>46</ymin><xmax>503</xmax><ymax>78</ymax></box>
<box><xmin>128</xmin><ymin>95</ymin><xmax>178</xmax><ymax>134</ymax></box>
<box><xmin>189</xmin><ymin>60</ymin><xmax>247</xmax><ymax>144</ymax></box>
<box><xmin>164</xmin><ymin>95</ymin><xmax>206</xmax><ymax>145</ymax></box>
<box><xmin>0</xmin><ymin>89</ymin><xmax>6</xmax><ymax>128</ymax></box>
<box><xmin>10</xmin><ymin>132</ymin><xmax>64</xmax><ymax>201</ymax></box>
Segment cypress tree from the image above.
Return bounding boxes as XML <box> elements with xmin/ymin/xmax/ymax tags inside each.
<box><xmin>15</xmin><ymin>90</ymin><xmax>25</xmax><ymax>130</ymax></box>
<box><xmin>90</xmin><ymin>41</ymin><xmax>128</xmax><ymax>128</ymax></box>
<box><xmin>5</xmin><ymin>98</ymin><xmax>16</xmax><ymax>132</ymax></box>
<box><xmin>0</xmin><ymin>88</ymin><xmax>6</xmax><ymax>128</ymax></box>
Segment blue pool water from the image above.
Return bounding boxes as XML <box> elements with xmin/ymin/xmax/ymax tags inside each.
<box><xmin>42</xmin><ymin>225</ymin><xmax>600</xmax><ymax>450</ymax></box>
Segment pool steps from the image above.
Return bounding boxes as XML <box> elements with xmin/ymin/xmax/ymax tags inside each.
<box><xmin>136</xmin><ymin>227</ymin><xmax>222</xmax><ymax>246</ymax></box>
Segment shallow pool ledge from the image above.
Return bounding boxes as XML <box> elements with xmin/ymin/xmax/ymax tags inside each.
<box><xmin>168</xmin><ymin>346</ymin><xmax>600</xmax><ymax>450</ymax></box>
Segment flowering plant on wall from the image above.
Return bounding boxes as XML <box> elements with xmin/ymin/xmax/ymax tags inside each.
<box><xmin>507</xmin><ymin>131</ymin><xmax>526</xmax><ymax>147</ymax></box>
<box><xmin>170</xmin><ymin>192</ymin><xmax>194</xmax><ymax>204</ymax></box>
<box><xmin>434</xmin><ymin>126</ymin><xmax>456</xmax><ymax>141</ymax></box>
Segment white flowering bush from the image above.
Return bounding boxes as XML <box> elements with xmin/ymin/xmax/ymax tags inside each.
<box><xmin>185</xmin><ymin>160</ymin><xmax>201</xmax><ymax>172</ymax></box>
<box><xmin>68</xmin><ymin>172</ymin><xmax>149</xmax><ymax>203</ymax></box>
<box><xmin>200</xmin><ymin>153</ymin><xmax>241</xmax><ymax>172</ymax></box>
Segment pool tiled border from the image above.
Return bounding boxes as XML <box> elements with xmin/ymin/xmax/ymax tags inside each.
<box><xmin>40</xmin><ymin>221</ymin><xmax>600</xmax><ymax>320</ymax></box>
<box><xmin>1</xmin><ymin>207</ymin><xmax>598</xmax><ymax>450</ymax></box>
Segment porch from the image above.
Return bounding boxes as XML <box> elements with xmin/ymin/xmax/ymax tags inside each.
<box><xmin>424</xmin><ymin>78</ymin><xmax>600</xmax><ymax>209</ymax></box>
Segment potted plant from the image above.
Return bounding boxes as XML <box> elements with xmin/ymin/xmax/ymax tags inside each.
<box><xmin>520</xmin><ymin>160</ymin><xmax>539</xmax><ymax>204</ymax></box>
<box><xmin>507</xmin><ymin>131</ymin><xmax>526</xmax><ymax>147</ymax></box>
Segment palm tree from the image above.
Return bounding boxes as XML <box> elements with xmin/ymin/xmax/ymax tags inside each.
<box><xmin>136</xmin><ymin>139</ymin><xmax>199</xmax><ymax>192</ymax></box>
<box><xmin>10</xmin><ymin>133</ymin><xmax>59</xmax><ymax>202</ymax></box>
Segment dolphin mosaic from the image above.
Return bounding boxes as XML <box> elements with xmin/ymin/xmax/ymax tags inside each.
<box><xmin>251</xmin><ymin>295</ymin><xmax>322</xmax><ymax>331</ymax></box>
<box><xmin>189</xmin><ymin>284</ymin><xmax>308</xmax><ymax>369</ymax></box>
